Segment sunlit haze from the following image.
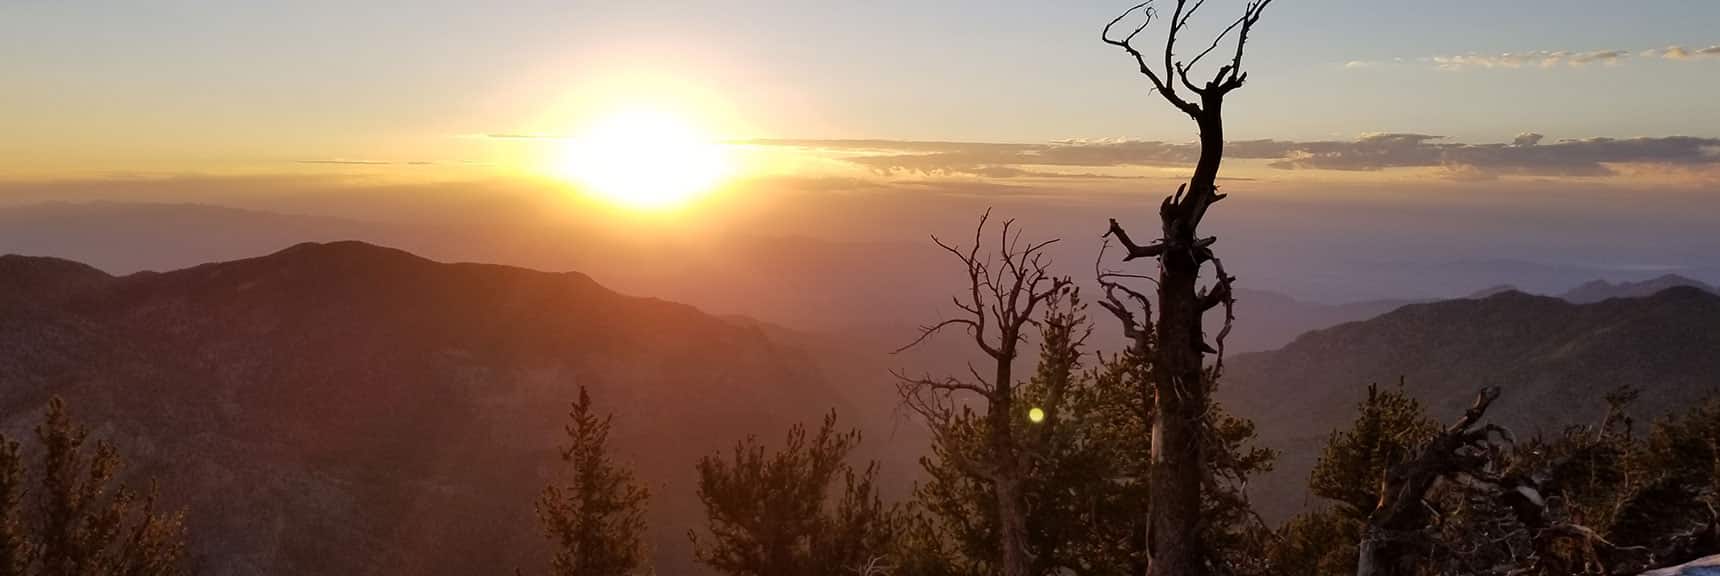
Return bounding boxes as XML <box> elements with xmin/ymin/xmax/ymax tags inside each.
<box><xmin>2</xmin><ymin>2</ymin><xmax>1718</xmax><ymax>575</ymax></box>
<box><xmin>553</xmin><ymin>107</ymin><xmax>731</xmax><ymax>209</ymax></box>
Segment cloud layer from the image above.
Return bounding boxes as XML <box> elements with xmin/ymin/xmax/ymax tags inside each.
<box><xmin>747</xmin><ymin>134</ymin><xmax>1720</xmax><ymax>179</ymax></box>
<box><xmin>1346</xmin><ymin>44</ymin><xmax>1720</xmax><ymax>71</ymax></box>
<box><xmin>1430</xmin><ymin>49</ymin><xmax>1630</xmax><ymax>70</ymax></box>
<box><xmin>1647</xmin><ymin>45</ymin><xmax>1720</xmax><ymax>60</ymax></box>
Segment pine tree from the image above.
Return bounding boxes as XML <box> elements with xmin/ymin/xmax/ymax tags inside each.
<box><xmin>0</xmin><ymin>437</ymin><xmax>27</xmax><ymax>576</ymax></box>
<box><xmin>1281</xmin><ymin>384</ymin><xmax>1720</xmax><ymax>575</ymax></box>
<box><xmin>1308</xmin><ymin>383</ymin><xmax>1439</xmax><ymax>520</ymax></box>
<box><xmin>903</xmin><ymin>294</ymin><xmax>1095</xmax><ymax>575</ymax></box>
<box><xmin>0</xmin><ymin>396</ymin><xmax>189</xmax><ymax>576</ymax></box>
<box><xmin>1273</xmin><ymin>383</ymin><xmax>1437</xmax><ymax>576</ymax></box>
<box><xmin>537</xmin><ymin>386</ymin><xmax>650</xmax><ymax>576</ymax></box>
<box><xmin>894</xmin><ymin>212</ymin><xmax>1073</xmax><ymax>576</ymax></box>
<box><xmin>689</xmin><ymin>412</ymin><xmax>894</xmax><ymax>576</ymax></box>
<box><xmin>906</xmin><ymin>294</ymin><xmax>1274</xmax><ymax>575</ymax></box>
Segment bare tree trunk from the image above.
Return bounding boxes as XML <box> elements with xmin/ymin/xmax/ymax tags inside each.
<box><xmin>1145</xmin><ymin>103</ymin><xmax>1224</xmax><ymax>576</ymax></box>
<box><xmin>895</xmin><ymin>214</ymin><xmax>1070</xmax><ymax>576</ymax></box>
<box><xmin>990</xmin><ymin>345</ymin><xmax>1033</xmax><ymax>576</ymax></box>
<box><xmin>1357</xmin><ymin>387</ymin><xmax>1505</xmax><ymax>576</ymax></box>
<box><xmin>1101</xmin><ymin>2</ymin><xmax>1277</xmax><ymax>572</ymax></box>
<box><xmin>996</xmin><ymin>475</ymin><xmax>1032</xmax><ymax>576</ymax></box>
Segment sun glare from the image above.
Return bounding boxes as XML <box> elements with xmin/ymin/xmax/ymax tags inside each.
<box><xmin>555</xmin><ymin>108</ymin><xmax>729</xmax><ymax>209</ymax></box>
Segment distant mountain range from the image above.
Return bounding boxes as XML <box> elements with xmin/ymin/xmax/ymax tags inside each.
<box><xmin>6</xmin><ymin>238</ymin><xmax>1720</xmax><ymax>571</ymax></box>
<box><xmin>1221</xmin><ymin>287</ymin><xmax>1720</xmax><ymax>520</ymax></box>
<box><xmin>1218</xmin><ymin>274</ymin><xmax>1716</xmax><ymax>353</ymax></box>
<box><xmin>1214</xmin><ymin>289</ymin><xmax>1421</xmax><ymax>353</ymax></box>
<box><xmin>6</xmin><ymin>201</ymin><xmax>1719</xmax><ymax>341</ymax></box>
<box><xmin>1561</xmin><ymin>274</ymin><xmax>1717</xmax><ymax>304</ymax></box>
<box><xmin>7</xmin><ymin>200</ymin><xmax>1720</xmax><ymax>556</ymax></box>
<box><xmin>0</xmin><ymin>242</ymin><xmax>850</xmax><ymax>576</ymax></box>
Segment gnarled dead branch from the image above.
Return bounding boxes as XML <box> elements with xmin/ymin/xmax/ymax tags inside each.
<box><xmin>894</xmin><ymin>210</ymin><xmax>1072</xmax><ymax>576</ymax></box>
<box><xmin>1098</xmin><ymin>2</ymin><xmax>1276</xmax><ymax>574</ymax></box>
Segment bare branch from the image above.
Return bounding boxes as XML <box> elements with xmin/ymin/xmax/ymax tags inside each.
<box><xmin>1103</xmin><ymin>217</ymin><xmax>1166</xmax><ymax>261</ymax></box>
<box><xmin>1203</xmin><ymin>254</ymin><xmax>1237</xmax><ymax>376</ymax></box>
<box><xmin>1179</xmin><ymin>12</ymin><xmax>1247</xmax><ymax>83</ymax></box>
<box><xmin>893</xmin><ymin>370</ymin><xmax>994</xmax><ymax>399</ymax></box>
<box><xmin>1360</xmin><ymin>386</ymin><xmax>1512</xmax><ymax>576</ymax></box>
<box><xmin>1217</xmin><ymin>0</ymin><xmax>1276</xmax><ymax>92</ymax></box>
<box><xmin>1449</xmin><ymin>386</ymin><xmax>1503</xmax><ymax>435</ymax></box>
<box><xmin>1094</xmin><ymin>241</ymin><xmax>1155</xmax><ymax>346</ymax></box>
<box><xmin>1103</xmin><ymin>0</ymin><xmax>1202</xmax><ymax>116</ymax></box>
<box><xmin>911</xmin><ymin>210</ymin><xmax>1004</xmax><ymax>359</ymax></box>
<box><xmin>894</xmin><ymin>317</ymin><xmax>981</xmax><ymax>354</ymax></box>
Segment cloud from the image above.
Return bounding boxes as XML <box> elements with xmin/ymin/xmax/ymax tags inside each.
<box><xmin>485</xmin><ymin>133</ymin><xmax>568</xmax><ymax>141</ymax></box>
<box><xmin>295</xmin><ymin>159</ymin><xmax>396</xmax><ymax>165</ymax></box>
<box><xmin>1428</xmin><ymin>49</ymin><xmax>1628</xmax><ymax>70</ymax></box>
<box><xmin>1646</xmin><ymin>45</ymin><xmax>1720</xmax><ymax>60</ymax></box>
<box><xmin>1568</xmin><ymin>50</ymin><xmax>1631</xmax><ymax>65</ymax></box>
<box><xmin>1363</xmin><ymin>44</ymin><xmax>1720</xmax><ymax>72</ymax></box>
<box><xmin>294</xmin><ymin>159</ymin><xmax>445</xmax><ymax>167</ymax></box>
<box><xmin>1266</xmin><ymin>133</ymin><xmax>1449</xmax><ymax>171</ymax></box>
<box><xmin>745</xmin><ymin>135</ymin><xmax>1720</xmax><ymax>180</ymax></box>
<box><xmin>743</xmin><ymin>138</ymin><xmax>1208</xmax><ymax>179</ymax></box>
<box><xmin>1276</xmin><ymin>135</ymin><xmax>1720</xmax><ymax>177</ymax></box>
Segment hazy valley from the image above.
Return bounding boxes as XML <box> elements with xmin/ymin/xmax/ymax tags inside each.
<box><xmin>3</xmin><ymin>237</ymin><xmax>1716</xmax><ymax>574</ymax></box>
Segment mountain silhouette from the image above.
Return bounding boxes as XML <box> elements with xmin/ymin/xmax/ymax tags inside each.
<box><xmin>1215</xmin><ymin>288</ymin><xmax>1422</xmax><ymax>353</ymax></box>
<box><xmin>0</xmin><ymin>241</ymin><xmax>846</xmax><ymax>576</ymax></box>
<box><xmin>1221</xmin><ymin>287</ymin><xmax>1720</xmax><ymax>520</ymax></box>
<box><xmin>1560</xmin><ymin>273</ymin><xmax>1717</xmax><ymax>304</ymax></box>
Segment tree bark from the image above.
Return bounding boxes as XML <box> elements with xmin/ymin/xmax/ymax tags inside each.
<box><xmin>990</xmin><ymin>344</ymin><xmax>1033</xmax><ymax>576</ymax></box>
<box><xmin>1356</xmin><ymin>387</ymin><xmax>1502</xmax><ymax>576</ymax></box>
<box><xmin>1145</xmin><ymin>106</ymin><xmax>1224</xmax><ymax>576</ymax></box>
<box><xmin>1101</xmin><ymin>4</ymin><xmax>1276</xmax><ymax>572</ymax></box>
<box><xmin>895</xmin><ymin>216</ymin><xmax>1068</xmax><ymax>576</ymax></box>
<box><xmin>996</xmin><ymin>474</ymin><xmax>1032</xmax><ymax>576</ymax></box>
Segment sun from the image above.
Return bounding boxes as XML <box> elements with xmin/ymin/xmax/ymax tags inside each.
<box><xmin>554</xmin><ymin>108</ymin><xmax>730</xmax><ymax>209</ymax></box>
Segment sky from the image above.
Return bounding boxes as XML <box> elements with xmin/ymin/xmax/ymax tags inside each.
<box><xmin>1</xmin><ymin>0</ymin><xmax>1718</xmax><ymax>312</ymax></box>
<box><xmin>3</xmin><ymin>0</ymin><xmax>1717</xmax><ymax>175</ymax></box>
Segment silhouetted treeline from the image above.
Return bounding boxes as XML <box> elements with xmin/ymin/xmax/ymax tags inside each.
<box><xmin>540</xmin><ymin>351</ymin><xmax>1717</xmax><ymax>575</ymax></box>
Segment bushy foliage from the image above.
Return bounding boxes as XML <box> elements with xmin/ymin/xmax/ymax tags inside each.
<box><xmin>1266</xmin><ymin>508</ymin><xmax>1357</xmax><ymax>576</ymax></box>
<box><xmin>1277</xmin><ymin>384</ymin><xmax>1720</xmax><ymax>576</ymax></box>
<box><xmin>537</xmin><ymin>386</ymin><xmax>650</xmax><ymax>576</ymax></box>
<box><xmin>690</xmin><ymin>412</ymin><xmax>895</xmax><ymax>576</ymax></box>
<box><xmin>905</xmin><ymin>298</ymin><xmax>1275</xmax><ymax>576</ymax></box>
<box><xmin>904</xmin><ymin>302</ymin><xmax>1150</xmax><ymax>576</ymax></box>
<box><xmin>0</xmin><ymin>397</ymin><xmax>187</xmax><ymax>576</ymax></box>
<box><xmin>1309</xmin><ymin>383</ymin><xmax>1440</xmax><ymax>519</ymax></box>
<box><xmin>1271</xmin><ymin>384</ymin><xmax>1436</xmax><ymax>576</ymax></box>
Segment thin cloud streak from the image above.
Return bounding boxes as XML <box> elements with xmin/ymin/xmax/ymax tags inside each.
<box><xmin>295</xmin><ymin>159</ymin><xmax>398</xmax><ymax>166</ymax></box>
<box><xmin>485</xmin><ymin>133</ymin><xmax>570</xmax><ymax>141</ymax></box>
<box><xmin>743</xmin><ymin>135</ymin><xmax>1720</xmax><ymax>179</ymax></box>
<box><xmin>1429</xmin><ymin>49</ymin><xmax>1629</xmax><ymax>70</ymax></box>
<box><xmin>1646</xmin><ymin>45</ymin><xmax>1720</xmax><ymax>60</ymax></box>
<box><xmin>1346</xmin><ymin>43</ymin><xmax>1720</xmax><ymax>71</ymax></box>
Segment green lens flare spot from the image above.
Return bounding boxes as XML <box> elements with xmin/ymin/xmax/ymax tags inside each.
<box><xmin>1028</xmin><ymin>407</ymin><xmax>1045</xmax><ymax>423</ymax></box>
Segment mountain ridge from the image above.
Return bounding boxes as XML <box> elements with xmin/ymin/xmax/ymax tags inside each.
<box><xmin>1221</xmin><ymin>286</ymin><xmax>1720</xmax><ymax>521</ymax></box>
<box><xmin>0</xmin><ymin>240</ymin><xmax>847</xmax><ymax>576</ymax></box>
<box><xmin>1560</xmin><ymin>273</ymin><xmax>1717</xmax><ymax>304</ymax></box>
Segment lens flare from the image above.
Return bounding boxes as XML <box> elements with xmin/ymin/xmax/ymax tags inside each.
<box><xmin>554</xmin><ymin>108</ymin><xmax>729</xmax><ymax>209</ymax></box>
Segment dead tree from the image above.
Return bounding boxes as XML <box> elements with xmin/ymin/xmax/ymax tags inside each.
<box><xmin>1358</xmin><ymin>387</ymin><xmax>1515</xmax><ymax>576</ymax></box>
<box><xmin>896</xmin><ymin>210</ymin><xmax>1073</xmax><ymax>576</ymax></box>
<box><xmin>1353</xmin><ymin>386</ymin><xmax>1717</xmax><ymax>576</ymax></box>
<box><xmin>1098</xmin><ymin>1</ymin><xmax>1275</xmax><ymax>575</ymax></box>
